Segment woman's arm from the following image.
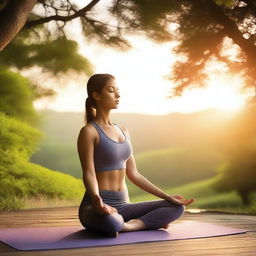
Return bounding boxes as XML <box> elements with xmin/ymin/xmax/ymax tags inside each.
<box><xmin>77</xmin><ymin>126</ymin><xmax>117</xmax><ymax>214</ymax></box>
<box><xmin>126</xmin><ymin>154</ymin><xmax>195</xmax><ymax>205</ymax></box>
<box><xmin>124</xmin><ymin>127</ymin><xmax>195</xmax><ymax>206</ymax></box>
<box><xmin>77</xmin><ymin>126</ymin><xmax>99</xmax><ymax>199</ymax></box>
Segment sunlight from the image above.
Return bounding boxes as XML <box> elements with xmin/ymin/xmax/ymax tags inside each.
<box><xmin>163</xmin><ymin>74</ymin><xmax>247</xmax><ymax>114</ymax></box>
<box><xmin>206</xmin><ymin>76</ymin><xmax>246</xmax><ymax>113</ymax></box>
<box><xmin>33</xmin><ymin>30</ymin><xmax>249</xmax><ymax>115</ymax></box>
<box><xmin>32</xmin><ymin>0</ymin><xmax>251</xmax><ymax>116</ymax></box>
<box><xmin>185</xmin><ymin>209</ymin><xmax>206</xmax><ymax>213</ymax></box>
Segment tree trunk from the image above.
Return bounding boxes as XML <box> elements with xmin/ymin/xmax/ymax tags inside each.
<box><xmin>0</xmin><ymin>0</ymin><xmax>37</xmax><ymax>51</ymax></box>
<box><xmin>239</xmin><ymin>190</ymin><xmax>252</xmax><ymax>206</ymax></box>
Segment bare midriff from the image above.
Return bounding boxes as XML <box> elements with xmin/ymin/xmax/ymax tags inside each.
<box><xmin>96</xmin><ymin>169</ymin><xmax>127</xmax><ymax>191</ymax></box>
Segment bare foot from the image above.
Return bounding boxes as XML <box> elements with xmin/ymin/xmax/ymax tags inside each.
<box><xmin>105</xmin><ymin>231</ymin><xmax>119</xmax><ymax>238</ymax></box>
<box><xmin>121</xmin><ymin>219</ymin><xmax>146</xmax><ymax>232</ymax></box>
<box><xmin>162</xmin><ymin>223</ymin><xmax>170</xmax><ymax>229</ymax></box>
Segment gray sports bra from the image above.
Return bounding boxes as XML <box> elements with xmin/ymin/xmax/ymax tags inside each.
<box><xmin>90</xmin><ymin>121</ymin><xmax>132</xmax><ymax>172</ymax></box>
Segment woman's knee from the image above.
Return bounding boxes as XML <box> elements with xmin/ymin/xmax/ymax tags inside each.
<box><xmin>84</xmin><ymin>211</ymin><xmax>124</xmax><ymax>233</ymax></box>
<box><xmin>100</xmin><ymin>213</ymin><xmax>124</xmax><ymax>232</ymax></box>
<box><xmin>164</xmin><ymin>201</ymin><xmax>185</xmax><ymax>217</ymax></box>
<box><xmin>103</xmin><ymin>212</ymin><xmax>124</xmax><ymax>232</ymax></box>
<box><xmin>175</xmin><ymin>204</ymin><xmax>185</xmax><ymax>217</ymax></box>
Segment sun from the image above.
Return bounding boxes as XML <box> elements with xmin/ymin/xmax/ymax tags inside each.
<box><xmin>205</xmin><ymin>76</ymin><xmax>246</xmax><ymax>113</ymax></box>
<box><xmin>162</xmin><ymin>74</ymin><xmax>247</xmax><ymax>114</ymax></box>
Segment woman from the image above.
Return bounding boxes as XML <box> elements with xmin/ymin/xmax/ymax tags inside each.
<box><xmin>77</xmin><ymin>73</ymin><xmax>195</xmax><ymax>237</ymax></box>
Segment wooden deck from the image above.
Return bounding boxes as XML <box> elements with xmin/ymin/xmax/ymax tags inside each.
<box><xmin>0</xmin><ymin>206</ymin><xmax>255</xmax><ymax>255</ymax></box>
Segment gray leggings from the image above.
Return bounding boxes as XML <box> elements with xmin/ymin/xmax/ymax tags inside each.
<box><xmin>78</xmin><ymin>189</ymin><xmax>185</xmax><ymax>233</ymax></box>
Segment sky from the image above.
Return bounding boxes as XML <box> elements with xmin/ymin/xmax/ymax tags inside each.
<box><xmin>33</xmin><ymin>1</ymin><xmax>251</xmax><ymax>116</ymax></box>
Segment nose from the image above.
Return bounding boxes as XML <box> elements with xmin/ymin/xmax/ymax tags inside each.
<box><xmin>116</xmin><ymin>91</ymin><xmax>120</xmax><ymax>98</ymax></box>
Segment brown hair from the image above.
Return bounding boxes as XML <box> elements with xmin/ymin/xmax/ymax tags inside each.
<box><xmin>85</xmin><ymin>73</ymin><xmax>115</xmax><ymax>123</ymax></box>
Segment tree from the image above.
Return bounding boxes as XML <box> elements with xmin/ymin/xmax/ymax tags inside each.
<box><xmin>213</xmin><ymin>103</ymin><xmax>256</xmax><ymax>205</ymax></box>
<box><xmin>1</xmin><ymin>0</ymin><xmax>256</xmax><ymax>95</ymax></box>
<box><xmin>0</xmin><ymin>69</ymin><xmax>39</xmax><ymax>124</ymax></box>
<box><xmin>108</xmin><ymin>0</ymin><xmax>256</xmax><ymax>95</ymax></box>
<box><xmin>1</xmin><ymin>0</ymin><xmax>255</xmax><ymax>207</ymax></box>
<box><xmin>0</xmin><ymin>29</ymin><xmax>93</xmax><ymax>122</ymax></box>
<box><xmin>0</xmin><ymin>33</ymin><xmax>93</xmax><ymax>75</ymax></box>
<box><xmin>0</xmin><ymin>0</ymin><xmax>130</xmax><ymax>51</ymax></box>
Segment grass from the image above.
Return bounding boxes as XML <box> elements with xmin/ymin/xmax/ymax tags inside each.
<box><xmin>23</xmin><ymin>195</ymin><xmax>81</xmax><ymax>209</ymax></box>
<box><xmin>0</xmin><ymin>160</ymin><xmax>85</xmax><ymax>212</ymax></box>
<box><xmin>129</xmin><ymin>176</ymin><xmax>256</xmax><ymax>215</ymax></box>
<box><xmin>0</xmin><ymin>112</ymin><xmax>85</xmax><ymax>212</ymax></box>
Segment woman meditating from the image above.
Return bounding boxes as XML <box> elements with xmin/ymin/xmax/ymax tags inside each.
<box><xmin>77</xmin><ymin>73</ymin><xmax>195</xmax><ymax>237</ymax></box>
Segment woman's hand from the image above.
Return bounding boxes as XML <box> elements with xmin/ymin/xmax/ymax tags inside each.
<box><xmin>166</xmin><ymin>194</ymin><xmax>196</xmax><ymax>206</ymax></box>
<box><xmin>91</xmin><ymin>195</ymin><xmax>117</xmax><ymax>215</ymax></box>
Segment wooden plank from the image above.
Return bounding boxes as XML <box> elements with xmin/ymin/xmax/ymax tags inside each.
<box><xmin>0</xmin><ymin>207</ymin><xmax>255</xmax><ymax>256</ymax></box>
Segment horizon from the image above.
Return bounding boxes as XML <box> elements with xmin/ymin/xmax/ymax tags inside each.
<box><xmin>36</xmin><ymin>106</ymin><xmax>239</xmax><ymax>117</ymax></box>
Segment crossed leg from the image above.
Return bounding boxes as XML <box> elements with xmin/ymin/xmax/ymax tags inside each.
<box><xmin>119</xmin><ymin>199</ymin><xmax>185</xmax><ymax>231</ymax></box>
<box><xmin>79</xmin><ymin>199</ymin><xmax>185</xmax><ymax>233</ymax></box>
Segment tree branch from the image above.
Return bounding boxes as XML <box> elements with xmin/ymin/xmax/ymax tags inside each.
<box><xmin>25</xmin><ymin>0</ymin><xmax>100</xmax><ymax>28</ymax></box>
<box><xmin>208</xmin><ymin>1</ymin><xmax>256</xmax><ymax>69</ymax></box>
<box><xmin>0</xmin><ymin>0</ymin><xmax>37</xmax><ymax>51</ymax></box>
<box><xmin>242</xmin><ymin>0</ymin><xmax>256</xmax><ymax>17</ymax></box>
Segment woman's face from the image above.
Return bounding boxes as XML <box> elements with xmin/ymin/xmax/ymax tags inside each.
<box><xmin>94</xmin><ymin>78</ymin><xmax>120</xmax><ymax>109</ymax></box>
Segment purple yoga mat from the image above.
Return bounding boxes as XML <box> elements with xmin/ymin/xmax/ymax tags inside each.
<box><xmin>0</xmin><ymin>220</ymin><xmax>246</xmax><ymax>251</ymax></box>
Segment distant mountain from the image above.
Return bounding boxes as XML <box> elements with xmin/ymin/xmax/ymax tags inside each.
<box><xmin>112</xmin><ymin>108</ymin><xmax>232</xmax><ymax>152</ymax></box>
<box><xmin>31</xmin><ymin>109</ymin><xmax>233</xmax><ymax>188</ymax></box>
<box><xmin>35</xmin><ymin>108</ymin><xmax>232</xmax><ymax>153</ymax></box>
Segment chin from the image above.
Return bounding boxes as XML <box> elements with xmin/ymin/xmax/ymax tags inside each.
<box><xmin>113</xmin><ymin>103</ymin><xmax>119</xmax><ymax>108</ymax></box>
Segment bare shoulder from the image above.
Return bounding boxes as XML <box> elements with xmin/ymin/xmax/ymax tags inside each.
<box><xmin>78</xmin><ymin>123</ymin><xmax>97</xmax><ymax>139</ymax></box>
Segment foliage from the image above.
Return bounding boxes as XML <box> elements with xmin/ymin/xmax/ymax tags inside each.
<box><xmin>0</xmin><ymin>69</ymin><xmax>40</xmax><ymax>124</ymax></box>
<box><xmin>26</xmin><ymin>0</ymin><xmax>131</xmax><ymax>51</ymax></box>
<box><xmin>214</xmin><ymin>0</ymin><xmax>237</xmax><ymax>7</ymax></box>
<box><xmin>2</xmin><ymin>1</ymin><xmax>256</xmax><ymax>95</ymax></box>
<box><xmin>213</xmin><ymin>104</ymin><xmax>256</xmax><ymax>205</ymax></box>
<box><xmin>0</xmin><ymin>26</ymin><xmax>94</xmax><ymax>100</ymax></box>
<box><xmin>0</xmin><ymin>149</ymin><xmax>84</xmax><ymax>200</ymax></box>
<box><xmin>0</xmin><ymin>111</ymin><xmax>41</xmax><ymax>160</ymax></box>
<box><xmin>0</xmin><ymin>149</ymin><xmax>84</xmax><ymax>211</ymax></box>
<box><xmin>109</xmin><ymin>0</ymin><xmax>256</xmax><ymax>95</ymax></box>
<box><xmin>0</xmin><ymin>112</ymin><xmax>84</xmax><ymax>211</ymax></box>
<box><xmin>0</xmin><ymin>2</ymin><xmax>96</xmax><ymax>211</ymax></box>
<box><xmin>0</xmin><ymin>0</ymin><xmax>8</xmax><ymax>10</ymax></box>
<box><xmin>0</xmin><ymin>33</ymin><xmax>93</xmax><ymax>75</ymax></box>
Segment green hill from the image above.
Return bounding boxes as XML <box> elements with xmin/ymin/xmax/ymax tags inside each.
<box><xmin>134</xmin><ymin>146</ymin><xmax>223</xmax><ymax>189</ymax></box>
<box><xmin>0</xmin><ymin>112</ymin><xmax>85</xmax><ymax>211</ymax></box>
<box><xmin>130</xmin><ymin>176</ymin><xmax>256</xmax><ymax>215</ymax></box>
<box><xmin>34</xmin><ymin>108</ymin><xmax>232</xmax><ymax>153</ymax></box>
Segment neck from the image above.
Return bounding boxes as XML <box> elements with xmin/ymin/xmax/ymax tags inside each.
<box><xmin>94</xmin><ymin>108</ymin><xmax>112</xmax><ymax>126</ymax></box>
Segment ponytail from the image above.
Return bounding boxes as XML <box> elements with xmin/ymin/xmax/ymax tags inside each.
<box><xmin>85</xmin><ymin>97</ymin><xmax>96</xmax><ymax>124</ymax></box>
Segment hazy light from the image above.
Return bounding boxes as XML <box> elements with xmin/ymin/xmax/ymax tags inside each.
<box><xmin>168</xmin><ymin>75</ymin><xmax>247</xmax><ymax>114</ymax></box>
<box><xmin>206</xmin><ymin>77</ymin><xmax>245</xmax><ymax>112</ymax></box>
<box><xmin>186</xmin><ymin>208</ymin><xmax>206</xmax><ymax>213</ymax></box>
<box><xmin>33</xmin><ymin>3</ymin><xmax>249</xmax><ymax>115</ymax></box>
